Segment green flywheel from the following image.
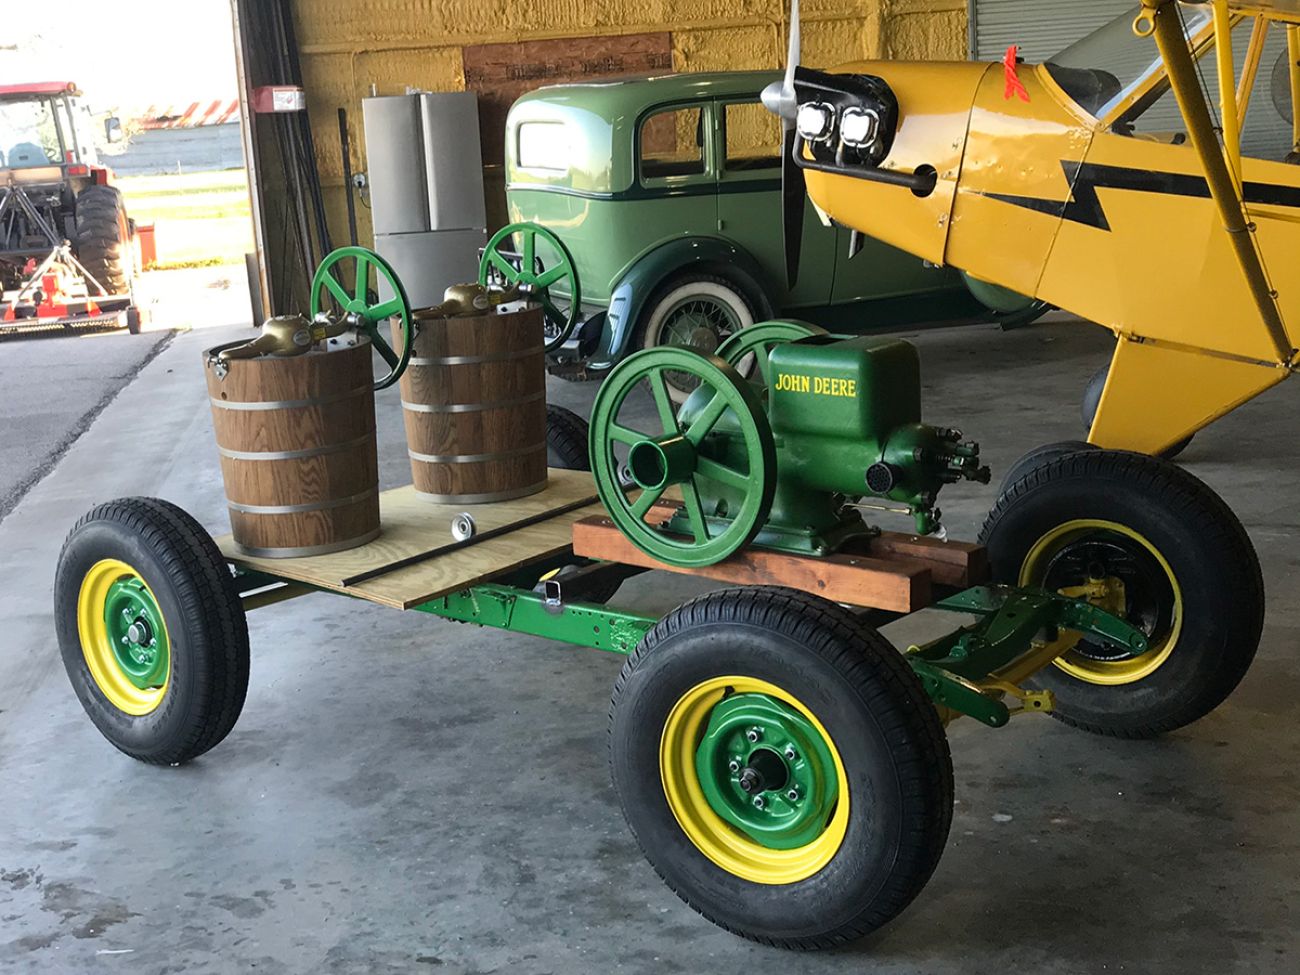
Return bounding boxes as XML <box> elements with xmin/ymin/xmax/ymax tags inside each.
<box><xmin>715</xmin><ymin>319</ymin><xmax>828</xmax><ymax>390</ymax></box>
<box><xmin>310</xmin><ymin>246</ymin><xmax>414</xmax><ymax>391</ymax></box>
<box><xmin>479</xmin><ymin>222</ymin><xmax>582</xmax><ymax>352</ymax></box>
<box><xmin>589</xmin><ymin>346</ymin><xmax>775</xmax><ymax>568</ymax></box>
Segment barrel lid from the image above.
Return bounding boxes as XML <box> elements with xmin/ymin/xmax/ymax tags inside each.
<box><xmin>204</xmin><ymin>333</ymin><xmax>372</xmax><ymax>377</ymax></box>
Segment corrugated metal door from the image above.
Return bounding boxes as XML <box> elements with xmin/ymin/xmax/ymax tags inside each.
<box><xmin>970</xmin><ymin>1</ymin><xmax>1137</xmax><ymax>62</ymax></box>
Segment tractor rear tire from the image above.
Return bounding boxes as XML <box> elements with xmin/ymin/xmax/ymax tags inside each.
<box><xmin>76</xmin><ymin>185</ymin><xmax>133</xmax><ymax>296</ymax></box>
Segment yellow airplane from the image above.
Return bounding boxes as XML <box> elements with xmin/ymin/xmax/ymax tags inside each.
<box><xmin>764</xmin><ymin>0</ymin><xmax>1300</xmax><ymax>455</ymax></box>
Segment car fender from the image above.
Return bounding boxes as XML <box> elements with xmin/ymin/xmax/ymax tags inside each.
<box><xmin>588</xmin><ymin>237</ymin><xmax>776</xmax><ymax>369</ymax></box>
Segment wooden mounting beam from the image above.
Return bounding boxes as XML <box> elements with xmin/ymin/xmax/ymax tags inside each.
<box><xmin>573</xmin><ymin>515</ymin><xmax>935</xmax><ymax>613</ymax></box>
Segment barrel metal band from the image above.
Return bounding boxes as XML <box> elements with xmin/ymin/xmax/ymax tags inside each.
<box><xmin>218</xmin><ymin>432</ymin><xmax>374</xmax><ymax>462</ymax></box>
<box><xmin>400</xmin><ymin>390</ymin><xmax>545</xmax><ymax>414</ymax></box>
<box><xmin>408</xmin><ymin>443</ymin><xmax>546</xmax><ymax>465</ymax></box>
<box><xmin>234</xmin><ymin>527</ymin><xmax>382</xmax><ymax>560</ymax></box>
<box><xmin>226</xmin><ymin>487</ymin><xmax>378</xmax><ymax>515</ymax></box>
<box><xmin>209</xmin><ymin>384</ymin><xmax>372</xmax><ymax>412</ymax></box>
<box><xmin>413</xmin><ymin>480</ymin><xmax>549</xmax><ymax>505</ymax></box>
<box><xmin>410</xmin><ymin>345</ymin><xmax>545</xmax><ymax>366</ymax></box>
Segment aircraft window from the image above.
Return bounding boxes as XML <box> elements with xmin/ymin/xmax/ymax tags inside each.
<box><xmin>1044</xmin><ymin>4</ymin><xmax>1211</xmax><ymax>120</ymax></box>
<box><xmin>1110</xmin><ymin>18</ymin><xmax>1295</xmax><ymax>161</ymax></box>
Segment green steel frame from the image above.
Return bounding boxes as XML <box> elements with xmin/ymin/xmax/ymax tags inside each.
<box><xmin>231</xmin><ymin>566</ymin><xmax>1148</xmax><ymax>730</ymax></box>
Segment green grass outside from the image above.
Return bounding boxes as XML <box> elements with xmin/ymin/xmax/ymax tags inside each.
<box><xmin>117</xmin><ymin>169</ymin><xmax>254</xmax><ymax>266</ymax></box>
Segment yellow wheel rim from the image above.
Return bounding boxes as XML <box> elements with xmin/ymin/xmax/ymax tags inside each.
<box><xmin>77</xmin><ymin>558</ymin><xmax>171</xmax><ymax>715</ymax></box>
<box><xmin>1019</xmin><ymin>519</ymin><xmax>1182</xmax><ymax>686</ymax></box>
<box><xmin>659</xmin><ymin>676</ymin><xmax>849</xmax><ymax>885</ymax></box>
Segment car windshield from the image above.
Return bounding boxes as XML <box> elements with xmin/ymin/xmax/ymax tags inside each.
<box><xmin>1044</xmin><ymin>4</ymin><xmax>1212</xmax><ymax>119</ymax></box>
<box><xmin>0</xmin><ymin>97</ymin><xmax>64</xmax><ymax>168</ymax></box>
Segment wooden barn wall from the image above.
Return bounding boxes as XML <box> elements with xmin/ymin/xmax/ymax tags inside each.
<box><xmin>262</xmin><ymin>0</ymin><xmax>966</xmax><ymax>284</ymax></box>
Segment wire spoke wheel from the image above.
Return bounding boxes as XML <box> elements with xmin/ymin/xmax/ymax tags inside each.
<box><xmin>310</xmin><ymin>246</ymin><xmax>414</xmax><ymax>390</ymax></box>
<box><xmin>478</xmin><ymin>221</ymin><xmax>582</xmax><ymax>352</ymax></box>
<box><xmin>590</xmin><ymin>347</ymin><xmax>775</xmax><ymax>568</ymax></box>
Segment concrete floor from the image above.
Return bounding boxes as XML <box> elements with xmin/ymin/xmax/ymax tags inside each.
<box><xmin>0</xmin><ymin>309</ymin><xmax>1296</xmax><ymax>974</ymax></box>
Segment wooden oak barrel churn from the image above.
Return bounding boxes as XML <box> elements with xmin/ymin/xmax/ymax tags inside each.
<box><xmin>204</xmin><ymin>338</ymin><xmax>380</xmax><ymax>557</ymax></box>
<box><xmin>397</xmin><ymin>301</ymin><xmax>547</xmax><ymax>503</ymax></box>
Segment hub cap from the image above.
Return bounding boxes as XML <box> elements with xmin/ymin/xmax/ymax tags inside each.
<box><xmin>659</xmin><ymin>297</ymin><xmax>742</xmax><ymax>394</ymax></box>
<box><xmin>77</xmin><ymin>559</ymin><xmax>171</xmax><ymax>714</ymax></box>
<box><xmin>659</xmin><ymin>676</ymin><xmax>848</xmax><ymax>885</ymax></box>
<box><xmin>1020</xmin><ymin>519</ymin><xmax>1182</xmax><ymax>685</ymax></box>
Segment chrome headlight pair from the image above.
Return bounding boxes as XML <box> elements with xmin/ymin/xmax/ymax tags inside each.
<box><xmin>795</xmin><ymin>101</ymin><xmax>881</xmax><ymax>151</ymax></box>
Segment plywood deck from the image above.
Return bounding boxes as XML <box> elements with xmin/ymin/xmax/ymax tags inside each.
<box><xmin>218</xmin><ymin>468</ymin><xmax>601</xmax><ymax>609</ymax></box>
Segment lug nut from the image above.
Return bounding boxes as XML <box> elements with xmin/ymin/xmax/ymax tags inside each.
<box><xmin>728</xmin><ymin>760</ymin><xmax>740</xmax><ymax>774</ymax></box>
<box><xmin>787</xmin><ymin>789</ymin><xmax>800</xmax><ymax>802</ymax></box>
<box><xmin>753</xmin><ymin>796</ymin><xmax>766</xmax><ymax>810</ymax></box>
<box><xmin>784</xmin><ymin>746</ymin><xmax>797</xmax><ymax>761</ymax></box>
<box><xmin>746</xmin><ymin>728</ymin><xmax>761</xmax><ymax>743</ymax></box>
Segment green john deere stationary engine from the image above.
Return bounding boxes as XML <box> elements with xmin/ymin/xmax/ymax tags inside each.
<box><xmin>589</xmin><ymin>321</ymin><xmax>989</xmax><ymax>568</ymax></box>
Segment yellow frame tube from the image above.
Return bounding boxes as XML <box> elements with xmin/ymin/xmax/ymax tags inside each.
<box><xmin>1213</xmin><ymin>0</ymin><xmax>1243</xmax><ymax>184</ymax></box>
<box><xmin>1152</xmin><ymin>1</ymin><xmax>1294</xmax><ymax>361</ymax></box>
<box><xmin>1289</xmin><ymin>25</ymin><xmax>1300</xmax><ymax>150</ymax></box>
<box><xmin>1237</xmin><ymin>16</ymin><xmax>1269</xmax><ymax>121</ymax></box>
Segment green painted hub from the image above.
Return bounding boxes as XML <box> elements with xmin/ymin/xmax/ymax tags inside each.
<box><xmin>694</xmin><ymin>693</ymin><xmax>839</xmax><ymax>851</ymax></box>
<box><xmin>103</xmin><ymin>577</ymin><xmax>169</xmax><ymax>690</ymax></box>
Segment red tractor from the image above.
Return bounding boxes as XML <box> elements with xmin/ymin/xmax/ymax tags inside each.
<box><xmin>1</xmin><ymin>82</ymin><xmax>141</xmax><ymax>332</ymax></box>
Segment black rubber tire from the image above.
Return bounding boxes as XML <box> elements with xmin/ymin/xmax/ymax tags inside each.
<box><xmin>634</xmin><ymin>273</ymin><xmax>759</xmax><ymax>404</ymax></box>
<box><xmin>54</xmin><ymin>497</ymin><xmax>250</xmax><ymax>764</ymax></box>
<box><xmin>1082</xmin><ymin>364</ymin><xmax>1193</xmax><ymax>459</ymax></box>
<box><xmin>544</xmin><ymin>404</ymin><xmax>623</xmax><ymax>603</ymax></box>
<box><xmin>545</xmin><ymin>404</ymin><xmax>591</xmax><ymax>471</ymax></box>
<box><xmin>980</xmin><ymin>450</ymin><xmax>1264</xmax><ymax>738</ymax></box>
<box><xmin>988</xmin><ymin>299</ymin><xmax>1052</xmax><ymax>330</ymax></box>
<box><xmin>609</xmin><ymin>586</ymin><xmax>952</xmax><ymax>949</ymax></box>
<box><xmin>998</xmin><ymin>440</ymin><xmax>1097</xmax><ymax>494</ymax></box>
<box><xmin>75</xmin><ymin>185</ymin><xmax>132</xmax><ymax>296</ymax></box>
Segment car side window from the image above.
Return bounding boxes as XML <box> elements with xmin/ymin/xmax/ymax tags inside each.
<box><xmin>723</xmin><ymin>101</ymin><xmax>781</xmax><ymax>172</ymax></box>
<box><xmin>639</xmin><ymin>105</ymin><xmax>706</xmax><ymax>180</ymax></box>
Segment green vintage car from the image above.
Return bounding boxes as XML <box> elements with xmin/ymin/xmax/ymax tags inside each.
<box><xmin>503</xmin><ymin>70</ymin><xmax>1040</xmax><ymax>399</ymax></box>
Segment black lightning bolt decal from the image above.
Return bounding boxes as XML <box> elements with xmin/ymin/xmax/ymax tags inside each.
<box><xmin>985</xmin><ymin>160</ymin><xmax>1300</xmax><ymax>231</ymax></box>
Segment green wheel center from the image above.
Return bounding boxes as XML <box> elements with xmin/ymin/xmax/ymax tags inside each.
<box><xmin>694</xmin><ymin>693</ymin><xmax>840</xmax><ymax>851</ymax></box>
<box><xmin>103</xmin><ymin>578</ymin><xmax>169</xmax><ymax>689</ymax></box>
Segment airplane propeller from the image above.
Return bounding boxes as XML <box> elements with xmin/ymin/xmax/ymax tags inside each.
<box><xmin>761</xmin><ymin>0</ymin><xmax>806</xmax><ymax>291</ymax></box>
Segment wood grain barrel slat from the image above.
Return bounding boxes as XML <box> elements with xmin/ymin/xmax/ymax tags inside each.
<box><xmin>205</xmin><ymin>339</ymin><xmax>381</xmax><ymax>558</ymax></box>
<box><xmin>397</xmin><ymin>302</ymin><xmax>548</xmax><ymax>504</ymax></box>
